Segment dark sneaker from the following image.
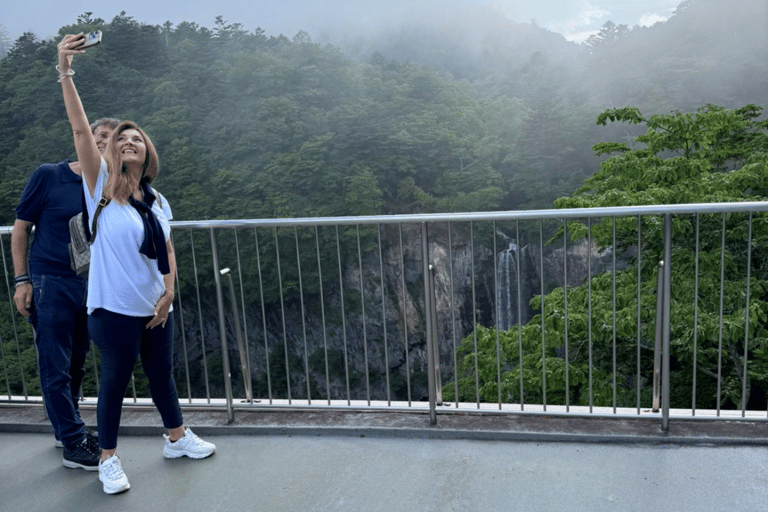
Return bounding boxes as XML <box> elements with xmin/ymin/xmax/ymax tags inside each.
<box><xmin>63</xmin><ymin>433</ymin><xmax>100</xmax><ymax>471</ymax></box>
<box><xmin>55</xmin><ymin>427</ymin><xmax>98</xmax><ymax>449</ymax></box>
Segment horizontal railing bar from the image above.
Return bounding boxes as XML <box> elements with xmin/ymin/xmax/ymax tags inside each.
<box><xmin>3</xmin><ymin>201</ymin><xmax>767</xmax><ymax>235</ymax></box>
<box><xmin>127</xmin><ymin>202</ymin><xmax>768</xmax><ymax>231</ymax></box>
<box><xmin>169</xmin><ymin>202</ymin><xmax>768</xmax><ymax>229</ymax></box>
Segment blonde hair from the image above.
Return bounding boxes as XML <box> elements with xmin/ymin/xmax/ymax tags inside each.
<box><xmin>103</xmin><ymin>121</ymin><xmax>159</xmax><ymax>202</ymax></box>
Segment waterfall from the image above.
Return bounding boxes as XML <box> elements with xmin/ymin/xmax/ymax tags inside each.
<box><xmin>496</xmin><ymin>242</ymin><xmax>524</xmax><ymax>331</ymax></box>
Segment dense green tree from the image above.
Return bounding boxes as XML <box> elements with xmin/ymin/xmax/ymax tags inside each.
<box><xmin>453</xmin><ymin>104</ymin><xmax>768</xmax><ymax>410</ymax></box>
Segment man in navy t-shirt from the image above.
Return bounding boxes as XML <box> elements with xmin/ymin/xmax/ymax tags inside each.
<box><xmin>12</xmin><ymin>118</ymin><xmax>119</xmax><ymax>471</ymax></box>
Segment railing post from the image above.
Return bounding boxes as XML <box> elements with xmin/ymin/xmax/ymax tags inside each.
<box><xmin>421</xmin><ymin>223</ymin><xmax>437</xmax><ymax>425</ymax></box>
<box><xmin>210</xmin><ymin>229</ymin><xmax>235</xmax><ymax>423</ymax></box>
<box><xmin>652</xmin><ymin>261</ymin><xmax>664</xmax><ymax>412</ymax></box>
<box><xmin>221</xmin><ymin>268</ymin><xmax>253</xmax><ymax>403</ymax></box>
<box><xmin>661</xmin><ymin>214</ymin><xmax>672</xmax><ymax>432</ymax></box>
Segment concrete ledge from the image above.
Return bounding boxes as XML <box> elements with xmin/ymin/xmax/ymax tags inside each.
<box><xmin>2</xmin><ymin>402</ymin><xmax>766</xmax><ymax>446</ymax></box>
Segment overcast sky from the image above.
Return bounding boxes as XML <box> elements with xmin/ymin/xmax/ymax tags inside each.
<box><xmin>1</xmin><ymin>0</ymin><xmax>683</xmax><ymax>44</ymax></box>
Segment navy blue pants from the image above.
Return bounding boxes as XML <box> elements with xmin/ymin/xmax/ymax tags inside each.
<box><xmin>88</xmin><ymin>308</ymin><xmax>183</xmax><ymax>450</ymax></box>
<box><xmin>31</xmin><ymin>274</ymin><xmax>90</xmax><ymax>447</ymax></box>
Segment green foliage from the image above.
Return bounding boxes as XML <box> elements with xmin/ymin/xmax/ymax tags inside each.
<box><xmin>455</xmin><ymin>104</ymin><xmax>768</xmax><ymax>410</ymax></box>
<box><xmin>0</xmin><ymin>10</ymin><xmax>606</xmax><ymax>228</ymax></box>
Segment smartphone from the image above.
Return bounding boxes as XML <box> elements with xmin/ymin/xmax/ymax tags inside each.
<box><xmin>78</xmin><ymin>30</ymin><xmax>102</xmax><ymax>49</ymax></box>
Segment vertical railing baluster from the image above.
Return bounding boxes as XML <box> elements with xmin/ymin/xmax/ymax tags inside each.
<box><xmin>254</xmin><ymin>229</ymin><xmax>272</xmax><ymax>404</ymax></box>
<box><xmin>692</xmin><ymin>215</ymin><xmax>700</xmax><ymax>415</ymax></box>
<box><xmin>171</xmin><ymin>232</ymin><xmax>192</xmax><ymax>404</ymax></box>
<box><xmin>661</xmin><ymin>214</ymin><xmax>672</xmax><ymax>432</ymax></box>
<box><xmin>295</xmin><ymin>227</ymin><xmax>311</xmax><ymax>404</ymax></box>
<box><xmin>337</xmin><ymin>226</ymin><xmax>351</xmax><ymax>405</ymax></box>
<box><xmin>398</xmin><ymin>224</ymin><xmax>412</xmax><ymax>406</ymax></box>
<box><xmin>377</xmin><ymin>224</ymin><xmax>391</xmax><ymax>406</ymax></box>
<box><xmin>422</xmin><ymin>223</ymin><xmax>437</xmax><ymax>424</ymax></box>
<box><xmin>0</xmin><ymin>234</ymin><xmax>11</xmax><ymax>399</ymax></box>
<box><xmin>612</xmin><ymin>217</ymin><xmax>617</xmax><ymax>413</ymax></box>
<box><xmin>429</xmin><ymin>267</ymin><xmax>441</xmax><ymax>406</ymax></box>
<box><xmin>653</xmin><ymin>261</ymin><xmax>664</xmax><ymax>413</ymax></box>
<box><xmin>0</xmin><ymin>258</ymin><xmax>11</xmax><ymax>398</ymax></box>
<box><xmin>274</xmin><ymin>227</ymin><xmax>291</xmax><ymax>404</ymax></box>
<box><xmin>636</xmin><ymin>216</ymin><xmax>642</xmax><ymax>414</ymax></box>
<box><xmin>563</xmin><ymin>219</ymin><xmax>570</xmax><ymax>412</ymax></box>
<box><xmin>315</xmin><ymin>226</ymin><xmax>330</xmax><ymax>405</ymax></box>
<box><xmin>210</xmin><ymin>228</ymin><xmax>234</xmax><ymax>423</ymax></box>
<box><xmin>222</xmin><ymin>268</ymin><xmax>251</xmax><ymax>403</ymax></box>
<box><xmin>588</xmin><ymin>218</ymin><xmax>593</xmax><ymax>413</ymax></box>
<box><xmin>716</xmin><ymin>214</ymin><xmax>726</xmax><ymax>417</ymax></box>
<box><xmin>493</xmin><ymin>221</ymin><xmax>502</xmax><ymax>409</ymax></box>
<box><xmin>471</xmin><ymin>221</ymin><xmax>479</xmax><ymax>409</ymax></box>
<box><xmin>356</xmin><ymin>225</ymin><xmax>370</xmax><ymax>405</ymax></box>
<box><xmin>130</xmin><ymin>374</ymin><xmax>137</xmax><ymax>403</ymax></box>
<box><xmin>741</xmin><ymin>213</ymin><xmax>752</xmax><ymax>416</ymax></box>
<box><xmin>516</xmin><ymin>220</ymin><xmax>524</xmax><ymax>411</ymax></box>
<box><xmin>1</xmin><ymin>235</ymin><xmax>28</xmax><ymax>399</ymax></box>
<box><xmin>448</xmin><ymin>222</ymin><xmax>459</xmax><ymax>408</ymax></box>
<box><xmin>234</xmin><ymin>229</ymin><xmax>254</xmax><ymax>404</ymax></box>
<box><xmin>540</xmin><ymin>220</ymin><xmax>546</xmax><ymax>411</ymax></box>
<box><xmin>190</xmin><ymin>230</ymin><xmax>210</xmax><ymax>403</ymax></box>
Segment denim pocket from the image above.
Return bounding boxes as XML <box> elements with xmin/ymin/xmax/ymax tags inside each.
<box><xmin>28</xmin><ymin>275</ymin><xmax>44</xmax><ymax>326</ymax></box>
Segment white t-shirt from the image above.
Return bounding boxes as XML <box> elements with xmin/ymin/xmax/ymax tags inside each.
<box><xmin>83</xmin><ymin>158</ymin><xmax>173</xmax><ymax>316</ymax></box>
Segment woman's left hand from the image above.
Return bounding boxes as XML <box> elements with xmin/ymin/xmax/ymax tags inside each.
<box><xmin>147</xmin><ymin>289</ymin><xmax>174</xmax><ymax>329</ymax></box>
<box><xmin>57</xmin><ymin>33</ymin><xmax>85</xmax><ymax>73</ymax></box>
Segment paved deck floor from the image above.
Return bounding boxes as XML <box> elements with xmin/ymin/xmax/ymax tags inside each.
<box><xmin>2</xmin><ymin>430</ymin><xmax>767</xmax><ymax>512</ymax></box>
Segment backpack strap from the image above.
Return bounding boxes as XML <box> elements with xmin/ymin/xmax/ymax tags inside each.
<box><xmin>80</xmin><ymin>189</ymin><xmax>91</xmax><ymax>239</ymax></box>
<box><xmin>89</xmin><ymin>196</ymin><xmax>110</xmax><ymax>243</ymax></box>
<box><xmin>150</xmin><ymin>186</ymin><xmax>163</xmax><ymax>209</ymax></box>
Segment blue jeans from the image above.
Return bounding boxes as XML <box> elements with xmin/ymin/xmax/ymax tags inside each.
<box><xmin>88</xmin><ymin>308</ymin><xmax>183</xmax><ymax>450</ymax></box>
<box><xmin>31</xmin><ymin>274</ymin><xmax>90</xmax><ymax>447</ymax></box>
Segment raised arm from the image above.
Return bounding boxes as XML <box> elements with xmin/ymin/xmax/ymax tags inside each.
<box><xmin>58</xmin><ymin>34</ymin><xmax>101</xmax><ymax>196</ymax></box>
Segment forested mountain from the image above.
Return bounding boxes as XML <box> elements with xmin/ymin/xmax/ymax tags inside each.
<box><xmin>2</xmin><ymin>0</ymin><xmax>768</xmax><ymax>406</ymax></box>
<box><xmin>1</xmin><ymin>0</ymin><xmax>766</xmax><ymax>226</ymax></box>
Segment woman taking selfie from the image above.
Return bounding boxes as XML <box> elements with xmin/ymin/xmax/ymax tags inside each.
<box><xmin>58</xmin><ymin>32</ymin><xmax>215</xmax><ymax>495</ymax></box>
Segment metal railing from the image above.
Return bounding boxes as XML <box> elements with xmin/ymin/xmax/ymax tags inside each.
<box><xmin>3</xmin><ymin>202</ymin><xmax>768</xmax><ymax>429</ymax></box>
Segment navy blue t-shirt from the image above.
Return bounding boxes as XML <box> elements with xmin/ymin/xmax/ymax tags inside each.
<box><xmin>15</xmin><ymin>160</ymin><xmax>83</xmax><ymax>277</ymax></box>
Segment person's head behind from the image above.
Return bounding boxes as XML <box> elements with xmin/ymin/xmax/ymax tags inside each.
<box><xmin>90</xmin><ymin>118</ymin><xmax>120</xmax><ymax>155</ymax></box>
<box><xmin>104</xmin><ymin>121</ymin><xmax>159</xmax><ymax>202</ymax></box>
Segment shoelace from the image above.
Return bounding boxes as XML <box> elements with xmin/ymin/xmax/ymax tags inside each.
<box><xmin>83</xmin><ymin>437</ymin><xmax>99</xmax><ymax>455</ymax></box>
<box><xmin>102</xmin><ymin>458</ymin><xmax>123</xmax><ymax>478</ymax></box>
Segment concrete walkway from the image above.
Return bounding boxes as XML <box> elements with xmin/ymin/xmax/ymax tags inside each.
<box><xmin>2</xmin><ymin>431</ymin><xmax>767</xmax><ymax>512</ymax></box>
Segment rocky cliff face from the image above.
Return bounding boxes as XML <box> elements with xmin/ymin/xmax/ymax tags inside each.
<box><xmin>174</xmin><ymin>222</ymin><xmax>623</xmax><ymax>402</ymax></box>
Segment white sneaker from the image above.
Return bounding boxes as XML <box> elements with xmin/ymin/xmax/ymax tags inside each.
<box><xmin>163</xmin><ymin>428</ymin><xmax>216</xmax><ymax>459</ymax></box>
<box><xmin>99</xmin><ymin>455</ymin><xmax>130</xmax><ymax>495</ymax></box>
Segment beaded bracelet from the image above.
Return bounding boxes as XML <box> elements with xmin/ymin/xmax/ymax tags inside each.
<box><xmin>14</xmin><ymin>274</ymin><xmax>31</xmax><ymax>288</ymax></box>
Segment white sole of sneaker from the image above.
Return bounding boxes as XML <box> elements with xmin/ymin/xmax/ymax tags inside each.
<box><xmin>163</xmin><ymin>447</ymin><xmax>216</xmax><ymax>459</ymax></box>
<box><xmin>101</xmin><ymin>481</ymin><xmax>130</xmax><ymax>495</ymax></box>
<box><xmin>63</xmin><ymin>459</ymin><xmax>99</xmax><ymax>471</ymax></box>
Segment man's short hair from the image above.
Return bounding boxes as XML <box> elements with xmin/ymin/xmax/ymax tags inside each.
<box><xmin>90</xmin><ymin>118</ymin><xmax>121</xmax><ymax>134</ymax></box>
